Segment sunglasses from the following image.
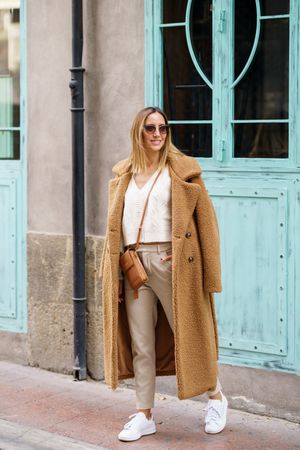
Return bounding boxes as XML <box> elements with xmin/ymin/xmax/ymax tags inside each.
<box><xmin>143</xmin><ymin>124</ymin><xmax>169</xmax><ymax>135</ymax></box>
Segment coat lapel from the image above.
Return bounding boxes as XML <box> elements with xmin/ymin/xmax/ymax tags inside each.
<box><xmin>168</xmin><ymin>152</ymin><xmax>202</xmax><ymax>256</ymax></box>
<box><xmin>170</xmin><ymin>166</ymin><xmax>201</xmax><ymax>253</ymax></box>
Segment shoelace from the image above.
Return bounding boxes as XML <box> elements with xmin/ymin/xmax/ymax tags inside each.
<box><xmin>123</xmin><ymin>413</ymin><xmax>139</xmax><ymax>429</ymax></box>
<box><xmin>204</xmin><ymin>404</ymin><xmax>222</xmax><ymax>423</ymax></box>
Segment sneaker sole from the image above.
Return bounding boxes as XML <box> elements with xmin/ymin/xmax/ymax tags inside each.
<box><xmin>204</xmin><ymin>423</ymin><xmax>226</xmax><ymax>434</ymax></box>
<box><xmin>118</xmin><ymin>429</ymin><xmax>156</xmax><ymax>442</ymax></box>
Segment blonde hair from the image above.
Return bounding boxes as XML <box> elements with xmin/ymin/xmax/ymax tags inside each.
<box><xmin>129</xmin><ymin>107</ymin><xmax>182</xmax><ymax>173</ymax></box>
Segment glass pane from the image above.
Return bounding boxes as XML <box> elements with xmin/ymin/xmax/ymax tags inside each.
<box><xmin>0</xmin><ymin>7</ymin><xmax>20</xmax><ymax>128</ymax></box>
<box><xmin>261</xmin><ymin>0</ymin><xmax>289</xmax><ymax>16</ymax></box>
<box><xmin>163</xmin><ymin>0</ymin><xmax>187</xmax><ymax>23</ymax></box>
<box><xmin>234</xmin><ymin>123</ymin><xmax>288</xmax><ymax>158</ymax></box>
<box><xmin>170</xmin><ymin>124</ymin><xmax>212</xmax><ymax>157</ymax></box>
<box><xmin>0</xmin><ymin>130</ymin><xmax>20</xmax><ymax>159</ymax></box>
<box><xmin>163</xmin><ymin>26</ymin><xmax>212</xmax><ymax>121</ymax></box>
<box><xmin>190</xmin><ymin>0</ymin><xmax>212</xmax><ymax>82</ymax></box>
<box><xmin>234</xmin><ymin>1</ymin><xmax>256</xmax><ymax>79</ymax></box>
<box><xmin>235</xmin><ymin>18</ymin><xmax>289</xmax><ymax>121</ymax></box>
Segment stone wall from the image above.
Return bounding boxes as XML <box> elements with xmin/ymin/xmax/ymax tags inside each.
<box><xmin>27</xmin><ymin>233</ymin><xmax>104</xmax><ymax>379</ymax></box>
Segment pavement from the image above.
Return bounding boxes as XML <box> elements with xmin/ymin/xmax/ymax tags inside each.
<box><xmin>0</xmin><ymin>361</ymin><xmax>299</xmax><ymax>450</ymax></box>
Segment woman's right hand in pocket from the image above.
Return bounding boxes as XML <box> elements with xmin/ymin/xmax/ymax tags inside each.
<box><xmin>161</xmin><ymin>254</ymin><xmax>172</xmax><ymax>262</ymax></box>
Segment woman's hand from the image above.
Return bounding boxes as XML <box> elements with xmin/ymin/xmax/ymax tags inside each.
<box><xmin>118</xmin><ymin>279</ymin><xmax>124</xmax><ymax>303</ymax></box>
<box><xmin>160</xmin><ymin>255</ymin><xmax>172</xmax><ymax>262</ymax></box>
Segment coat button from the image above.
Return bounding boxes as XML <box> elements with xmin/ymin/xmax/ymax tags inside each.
<box><xmin>188</xmin><ymin>256</ymin><xmax>194</xmax><ymax>263</ymax></box>
<box><xmin>185</xmin><ymin>232</ymin><xmax>192</xmax><ymax>238</ymax></box>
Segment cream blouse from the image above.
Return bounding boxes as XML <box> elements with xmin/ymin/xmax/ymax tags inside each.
<box><xmin>122</xmin><ymin>165</ymin><xmax>172</xmax><ymax>247</ymax></box>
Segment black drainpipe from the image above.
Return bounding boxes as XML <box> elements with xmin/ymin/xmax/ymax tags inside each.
<box><xmin>69</xmin><ymin>0</ymin><xmax>86</xmax><ymax>380</ymax></box>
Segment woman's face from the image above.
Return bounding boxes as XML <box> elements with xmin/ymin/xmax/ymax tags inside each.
<box><xmin>142</xmin><ymin>112</ymin><xmax>167</xmax><ymax>154</ymax></box>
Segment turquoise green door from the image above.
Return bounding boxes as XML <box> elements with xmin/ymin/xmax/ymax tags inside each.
<box><xmin>145</xmin><ymin>0</ymin><xmax>300</xmax><ymax>374</ymax></box>
<box><xmin>0</xmin><ymin>1</ymin><xmax>27</xmax><ymax>332</ymax></box>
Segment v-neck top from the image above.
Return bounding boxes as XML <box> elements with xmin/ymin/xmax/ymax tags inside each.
<box><xmin>122</xmin><ymin>165</ymin><xmax>172</xmax><ymax>246</ymax></box>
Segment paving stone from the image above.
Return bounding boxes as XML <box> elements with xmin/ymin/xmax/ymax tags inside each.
<box><xmin>0</xmin><ymin>361</ymin><xmax>299</xmax><ymax>450</ymax></box>
<box><xmin>0</xmin><ymin>419</ymin><xmax>109</xmax><ymax>450</ymax></box>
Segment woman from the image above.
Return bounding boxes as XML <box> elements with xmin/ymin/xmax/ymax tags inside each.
<box><xmin>100</xmin><ymin>107</ymin><xmax>228</xmax><ymax>442</ymax></box>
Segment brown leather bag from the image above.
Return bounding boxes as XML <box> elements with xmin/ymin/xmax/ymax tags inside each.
<box><xmin>119</xmin><ymin>170</ymin><xmax>161</xmax><ymax>299</ymax></box>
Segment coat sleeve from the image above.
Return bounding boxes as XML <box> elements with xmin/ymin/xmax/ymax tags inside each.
<box><xmin>100</xmin><ymin>233</ymin><xmax>123</xmax><ymax>280</ymax></box>
<box><xmin>99</xmin><ymin>173</ymin><xmax>124</xmax><ymax>281</ymax></box>
<box><xmin>192</xmin><ymin>175</ymin><xmax>222</xmax><ymax>293</ymax></box>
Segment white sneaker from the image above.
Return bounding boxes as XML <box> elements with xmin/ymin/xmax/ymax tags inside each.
<box><xmin>204</xmin><ymin>391</ymin><xmax>228</xmax><ymax>434</ymax></box>
<box><xmin>118</xmin><ymin>412</ymin><xmax>156</xmax><ymax>441</ymax></box>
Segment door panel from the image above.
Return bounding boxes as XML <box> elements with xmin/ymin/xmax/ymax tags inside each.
<box><xmin>210</xmin><ymin>184</ymin><xmax>288</xmax><ymax>356</ymax></box>
<box><xmin>0</xmin><ymin>177</ymin><xmax>17</xmax><ymax>319</ymax></box>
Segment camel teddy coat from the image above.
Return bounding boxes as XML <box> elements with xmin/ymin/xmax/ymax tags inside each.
<box><xmin>100</xmin><ymin>151</ymin><xmax>222</xmax><ymax>400</ymax></box>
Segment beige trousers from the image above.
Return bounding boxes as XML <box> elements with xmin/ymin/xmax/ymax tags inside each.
<box><xmin>124</xmin><ymin>242</ymin><xmax>222</xmax><ymax>409</ymax></box>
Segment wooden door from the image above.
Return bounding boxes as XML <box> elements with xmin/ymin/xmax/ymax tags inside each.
<box><xmin>145</xmin><ymin>0</ymin><xmax>300</xmax><ymax>374</ymax></box>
